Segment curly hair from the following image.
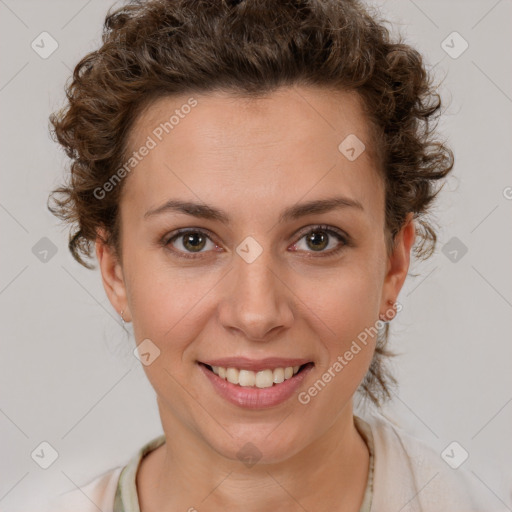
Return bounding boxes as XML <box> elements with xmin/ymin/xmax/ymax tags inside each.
<box><xmin>48</xmin><ymin>0</ymin><xmax>454</xmax><ymax>408</ymax></box>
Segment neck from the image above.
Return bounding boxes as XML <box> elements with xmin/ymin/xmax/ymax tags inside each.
<box><xmin>137</xmin><ymin>401</ymin><xmax>370</xmax><ymax>512</ymax></box>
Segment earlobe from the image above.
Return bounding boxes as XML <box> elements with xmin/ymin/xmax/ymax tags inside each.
<box><xmin>95</xmin><ymin>228</ymin><xmax>130</xmax><ymax>321</ymax></box>
<box><xmin>379</xmin><ymin>213</ymin><xmax>416</xmax><ymax>318</ymax></box>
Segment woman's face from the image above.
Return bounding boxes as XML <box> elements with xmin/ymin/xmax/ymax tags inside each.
<box><xmin>97</xmin><ymin>86</ymin><xmax>413</xmax><ymax>464</ymax></box>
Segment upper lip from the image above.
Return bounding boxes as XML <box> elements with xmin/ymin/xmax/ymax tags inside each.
<box><xmin>199</xmin><ymin>357</ymin><xmax>312</xmax><ymax>372</ymax></box>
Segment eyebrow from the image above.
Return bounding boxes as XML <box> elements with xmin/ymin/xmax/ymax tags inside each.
<box><xmin>144</xmin><ymin>196</ymin><xmax>364</xmax><ymax>224</ymax></box>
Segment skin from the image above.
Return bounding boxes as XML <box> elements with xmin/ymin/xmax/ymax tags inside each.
<box><xmin>96</xmin><ymin>86</ymin><xmax>415</xmax><ymax>511</ymax></box>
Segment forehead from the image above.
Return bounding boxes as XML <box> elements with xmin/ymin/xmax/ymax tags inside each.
<box><xmin>127</xmin><ymin>86</ymin><xmax>377</xmax><ymax>160</ymax></box>
<box><xmin>120</xmin><ymin>86</ymin><xmax>384</xmax><ymax>224</ymax></box>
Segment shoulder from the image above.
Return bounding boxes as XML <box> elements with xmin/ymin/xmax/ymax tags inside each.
<box><xmin>45</xmin><ymin>434</ymin><xmax>166</xmax><ymax>512</ymax></box>
<box><xmin>357</xmin><ymin>408</ymin><xmax>495</xmax><ymax>511</ymax></box>
<box><xmin>45</xmin><ymin>466</ymin><xmax>123</xmax><ymax>512</ymax></box>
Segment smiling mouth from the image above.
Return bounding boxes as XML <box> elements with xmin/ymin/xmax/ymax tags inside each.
<box><xmin>199</xmin><ymin>362</ymin><xmax>314</xmax><ymax>389</ymax></box>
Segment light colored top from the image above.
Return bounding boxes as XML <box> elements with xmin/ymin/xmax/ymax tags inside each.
<box><xmin>46</xmin><ymin>409</ymin><xmax>492</xmax><ymax>511</ymax></box>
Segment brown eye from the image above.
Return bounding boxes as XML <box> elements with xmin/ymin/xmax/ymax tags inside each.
<box><xmin>292</xmin><ymin>225</ymin><xmax>348</xmax><ymax>256</ymax></box>
<box><xmin>165</xmin><ymin>229</ymin><xmax>217</xmax><ymax>258</ymax></box>
<box><xmin>305</xmin><ymin>230</ymin><xmax>330</xmax><ymax>251</ymax></box>
<box><xmin>181</xmin><ymin>232</ymin><xmax>207</xmax><ymax>252</ymax></box>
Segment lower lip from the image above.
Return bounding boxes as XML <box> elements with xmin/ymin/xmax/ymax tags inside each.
<box><xmin>198</xmin><ymin>363</ymin><xmax>314</xmax><ymax>409</ymax></box>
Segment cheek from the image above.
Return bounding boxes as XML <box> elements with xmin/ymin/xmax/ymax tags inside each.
<box><xmin>128</xmin><ymin>272</ymin><xmax>200</xmax><ymax>341</ymax></box>
<box><xmin>124</xmin><ymin>250</ymin><xmax>219</xmax><ymax>358</ymax></box>
<box><xmin>126</xmin><ymin>265</ymin><xmax>211</xmax><ymax>402</ymax></box>
<box><xmin>301</xmin><ymin>262</ymin><xmax>384</xmax><ymax>337</ymax></box>
<box><xmin>296</xmin><ymin>270</ymin><xmax>383</xmax><ymax>410</ymax></box>
<box><xmin>297</xmin><ymin>257</ymin><xmax>385</xmax><ymax>402</ymax></box>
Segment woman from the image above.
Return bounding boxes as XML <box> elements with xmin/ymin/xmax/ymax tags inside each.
<box><xmin>46</xmin><ymin>0</ymin><xmax>490</xmax><ymax>510</ymax></box>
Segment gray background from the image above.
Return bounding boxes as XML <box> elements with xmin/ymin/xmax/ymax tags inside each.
<box><xmin>1</xmin><ymin>0</ymin><xmax>511</xmax><ymax>510</ymax></box>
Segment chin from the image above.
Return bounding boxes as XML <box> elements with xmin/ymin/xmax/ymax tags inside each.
<box><xmin>204</xmin><ymin>422</ymin><xmax>314</xmax><ymax>467</ymax></box>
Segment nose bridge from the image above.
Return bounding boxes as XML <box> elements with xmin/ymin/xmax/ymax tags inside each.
<box><xmin>218</xmin><ymin>243</ymin><xmax>294</xmax><ymax>341</ymax></box>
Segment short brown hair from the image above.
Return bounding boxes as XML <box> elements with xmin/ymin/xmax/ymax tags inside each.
<box><xmin>48</xmin><ymin>0</ymin><xmax>454</xmax><ymax>407</ymax></box>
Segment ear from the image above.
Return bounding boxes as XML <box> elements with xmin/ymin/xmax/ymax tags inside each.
<box><xmin>379</xmin><ymin>213</ymin><xmax>416</xmax><ymax>320</ymax></box>
<box><xmin>95</xmin><ymin>227</ymin><xmax>131</xmax><ymax>322</ymax></box>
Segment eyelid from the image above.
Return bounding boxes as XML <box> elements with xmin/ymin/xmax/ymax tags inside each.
<box><xmin>162</xmin><ymin>224</ymin><xmax>350</xmax><ymax>258</ymax></box>
<box><xmin>164</xmin><ymin>226</ymin><xmax>219</xmax><ymax>246</ymax></box>
<box><xmin>289</xmin><ymin>224</ymin><xmax>350</xmax><ymax>258</ymax></box>
<box><xmin>293</xmin><ymin>224</ymin><xmax>349</xmax><ymax>243</ymax></box>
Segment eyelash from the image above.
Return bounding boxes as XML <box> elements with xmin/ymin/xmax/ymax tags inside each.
<box><xmin>161</xmin><ymin>224</ymin><xmax>350</xmax><ymax>260</ymax></box>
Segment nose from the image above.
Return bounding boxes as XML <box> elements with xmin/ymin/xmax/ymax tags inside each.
<box><xmin>217</xmin><ymin>251</ymin><xmax>294</xmax><ymax>342</ymax></box>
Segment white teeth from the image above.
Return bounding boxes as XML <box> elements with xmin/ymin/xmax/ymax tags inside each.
<box><xmin>255</xmin><ymin>369</ymin><xmax>274</xmax><ymax>388</ymax></box>
<box><xmin>226</xmin><ymin>367</ymin><xmax>239</xmax><ymax>385</ymax></box>
<box><xmin>208</xmin><ymin>364</ymin><xmax>303</xmax><ymax>388</ymax></box>
<box><xmin>239</xmin><ymin>369</ymin><xmax>255</xmax><ymax>387</ymax></box>
<box><xmin>273</xmin><ymin>367</ymin><xmax>285</xmax><ymax>384</ymax></box>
